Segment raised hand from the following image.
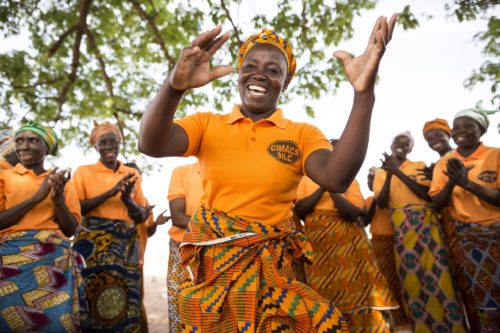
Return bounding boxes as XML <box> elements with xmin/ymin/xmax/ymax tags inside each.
<box><xmin>155</xmin><ymin>207</ymin><xmax>171</xmax><ymax>226</ymax></box>
<box><xmin>417</xmin><ymin>164</ymin><xmax>435</xmax><ymax>181</ymax></box>
<box><xmin>380</xmin><ymin>152</ymin><xmax>399</xmax><ymax>175</ymax></box>
<box><xmin>50</xmin><ymin>169</ymin><xmax>71</xmax><ymax>202</ymax></box>
<box><xmin>445</xmin><ymin>158</ymin><xmax>473</xmax><ymax>188</ymax></box>
<box><xmin>33</xmin><ymin>168</ymin><xmax>57</xmax><ymax>203</ymax></box>
<box><xmin>334</xmin><ymin>14</ymin><xmax>398</xmax><ymax>93</ymax></box>
<box><xmin>120</xmin><ymin>176</ymin><xmax>137</xmax><ymax>201</ymax></box>
<box><xmin>110</xmin><ymin>173</ymin><xmax>134</xmax><ymax>196</ymax></box>
<box><xmin>169</xmin><ymin>25</ymin><xmax>233</xmax><ymax>92</ymax></box>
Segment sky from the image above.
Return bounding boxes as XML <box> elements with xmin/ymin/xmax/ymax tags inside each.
<box><xmin>1</xmin><ymin>1</ymin><xmax>499</xmax><ymax>276</ymax></box>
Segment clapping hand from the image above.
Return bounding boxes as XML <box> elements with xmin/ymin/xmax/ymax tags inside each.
<box><xmin>380</xmin><ymin>152</ymin><xmax>399</xmax><ymax>175</ymax></box>
<box><xmin>445</xmin><ymin>158</ymin><xmax>473</xmax><ymax>188</ymax></box>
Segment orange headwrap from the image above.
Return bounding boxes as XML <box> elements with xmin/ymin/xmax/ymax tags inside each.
<box><xmin>237</xmin><ymin>29</ymin><xmax>297</xmax><ymax>84</ymax></box>
<box><xmin>422</xmin><ymin>118</ymin><xmax>451</xmax><ymax>137</ymax></box>
<box><xmin>90</xmin><ymin>121</ymin><xmax>123</xmax><ymax>146</ymax></box>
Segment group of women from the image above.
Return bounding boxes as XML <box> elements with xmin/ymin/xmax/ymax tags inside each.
<box><xmin>0</xmin><ymin>10</ymin><xmax>497</xmax><ymax>333</ymax></box>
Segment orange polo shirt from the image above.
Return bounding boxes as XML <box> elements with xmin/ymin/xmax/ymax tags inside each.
<box><xmin>175</xmin><ymin>105</ymin><xmax>331</xmax><ymax>225</ymax></box>
<box><xmin>0</xmin><ymin>159</ymin><xmax>13</xmax><ymax>170</ymax></box>
<box><xmin>373</xmin><ymin>160</ymin><xmax>431</xmax><ymax>209</ymax></box>
<box><xmin>365</xmin><ymin>196</ymin><xmax>393</xmax><ymax>235</ymax></box>
<box><xmin>72</xmin><ymin>160</ymin><xmax>147</xmax><ymax>224</ymax></box>
<box><xmin>167</xmin><ymin>163</ymin><xmax>202</xmax><ymax>242</ymax></box>
<box><xmin>296</xmin><ymin>176</ymin><xmax>364</xmax><ymax>213</ymax></box>
<box><xmin>0</xmin><ymin>164</ymin><xmax>81</xmax><ymax>235</ymax></box>
<box><xmin>429</xmin><ymin>144</ymin><xmax>500</xmax><ymax>225</ymax></box>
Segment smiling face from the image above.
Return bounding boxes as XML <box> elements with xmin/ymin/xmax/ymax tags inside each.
<box><xmin>95</xmin><ymin>133</ymin><xmax>120</xmax><ymax>168</ymax></box>
<box><xmin>391</xmin><ymin>135</ymin><xmax>411</xmax><ymax>160</ymax></box>
<box><xmin>238</xmin><ymin>44</ymin><xmax>288</xmax><ymax>119</ymax></box>
<box><xmin>424</xmin><ymin>129</ymin><xmax>451</xmax><ymax>155</ymax></box>
<box><xmin>452</xmin><ymin>117</ymin><xmax>483</xmax><ymax>150</ymax></box>
<box><xmin>14</xmin><ymin>131</ymin><xmax>48</xmax><ymax>169</ymax></box>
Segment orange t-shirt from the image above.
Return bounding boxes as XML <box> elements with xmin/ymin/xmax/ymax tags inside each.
<box><xmin>72</xmin><ymin>160</ymin><xmax>147</xmax><ymax>224</ymax></box>
<box><xmin>365</xmin><ymin>196</ymin><xmax>393</xmax><ymax>235</ymax></box>
<box><xmin>0</xmin><ymin>159</ymin><xmax>13</xmax><ymax>170</ymax></box>
<box><xmin>296</xmin><ymin>176</ymin><xmax>364</xmax><ymax>213</ymax></box>
<box><xmin>373</xmin><ymin>160</ymin><xmax>430</xmax><ymax>209</ymax></box>
<box><xmin>167</xmin><ymin>162</ymin><xmax>203</xmax><ymax>242</ymax></box>
<box><xmin>0</xmin><ymin>164</ymin><xmax>81</xmax><ymax>235</ymax></box>
<box><xmin>429</xmin><ymin>144</ymin><xmax>500</xmax><ymax>225</ymax></box>
<box><xmin>136</xmin><ymin>202</ymin><xmax>155</xmax><ymax>266</ymax></box>
<box><xmin>175</xmin><ymin>105</ymin><xmax>331</xmax><ymax>225</ymax></box>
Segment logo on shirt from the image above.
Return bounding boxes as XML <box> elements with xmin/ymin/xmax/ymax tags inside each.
<box><xmin>267</xmin><ymin>140</ymin><xmax>301</xmax><ymax>164</ymax></box>
<box><xmin>477</xmin><ymin>170</ymin><xmax>497</xmax><ymax>183</ymax></box>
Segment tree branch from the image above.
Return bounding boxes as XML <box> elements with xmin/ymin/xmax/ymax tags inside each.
<box><xmin>85</xmin><ymin>28</ymin><xmax>113</xmax><ymax>97</ymax></box>
<box><xmin>47</xmin><ymin>25</ymin><xmax>77</xmax><ymax>58</ymax></box>
<box><xmin>128</xmin><ymin>0</ymin><xmax>175</xmax><ymax>65</ymax></box>
<box><xmin>220</xmin><ymin>0</ymin><xmax>243</xmax><ymax>47</ymax></box>
<box><xmin>54</xmin><ymin>0</ymin><xmax>92</xmax><ymax>122</ymax></box>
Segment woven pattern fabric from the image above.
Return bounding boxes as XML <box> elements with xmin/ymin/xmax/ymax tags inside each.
<box><xmin>73</xmin><ymin>216</ymin><xmax>141</xmax><ymax>332</ymax></box>
<box><xmin>371</xmin><ymin>234</ymin><xmax>410</xmax><ymax>328</ymax></box>
<box><xmin>453</xmin><ymin>220</ymin><xmax>500</xmax><ymax>332</ymax></box>
<box><xmin>343</xmin><ymin>308</ymin><xmax>391</xmax><ymax>333</ymax></box>
<box><xmin>0</xmin><ymin>230</ymin><xmax>83</xmax><ymax>332</ymax></box>
<box><xmin>303</xmin><ymin>210</ymin><xmax>397</xmax><ymax>312</ymax></box>
<box><xmin>391</xmin><ymin>205</ymin><xmax>467</xmax><ymax>333</ymax></box>
<box><xmin>178</xmin><ymin>207</ymin><xmax>349</xmax><ymax>332</ymax></box>
<box><xmin>167</xmin><ymin>239</ymin><xmax>187</xmax><ymax>332</ymax></box>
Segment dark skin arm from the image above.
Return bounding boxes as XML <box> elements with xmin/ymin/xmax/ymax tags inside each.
<box><xmin>80</xmin><ymin>173</ymin><xmax>134</xmax><ymax>214</ymax></box>
<box><xmin>294</xmin><ymin>187</ymin><xmax>325</xmax><ymax>221</ymax></box>
<box><xmin>51</xmin><ymin>169</ymin><xmax>78</xmax><ymax>237</ymax></box>
<box><xmin>377</xmin><ymin>171</ymin><xmax>392</xmax><ymax>209</ymax></box>
<box><xmin>139</xmin><ymin>16</ymin><xmax>398</xmax><ymax>193</ymax></box>
<box><xmin>169</xmin><ymin>197</ymin><xmax>191</xmax><ymax>229</ymax></box>
<box><xmin>120</xmin><ymin>178</ymin><xmax>149</xmax><ymax>224</ymax></box>
<box><xmin>446</xmin><ymin>158</ymin><xmax>500</xmax><ymax>206</ymax></box>
<box><xmin>361</xmin><ymin>197</ymin><xmax>377</xmax><ymax>226</ymax></box>
<box><xmin>0</xmin><ymin>169</ymin><xmax>55</xmax><ymax>230</ymax></box>
<box><xmin>329</xmin><ymin>192</ymin><xmax>363</xmax><ymax>222</ymax></box>
<box><xmin>147</xmin><ymin>208</ymin><xmax>171</xmax><ymax>237</ymax></box>
<box><xmin>382</xmin><ymin>153</ymin><xmax>431</xmax><ymax>202</ymax></box>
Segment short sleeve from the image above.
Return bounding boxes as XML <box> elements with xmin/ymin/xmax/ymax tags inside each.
<box><xmin>300</xmin><ymin>124</ymin><xmax>332</xmax><ymax>172</ymax></box>
<box><xmin>64</xmin><ymin>181</ymin><xmax>82</xmax><ymax>224</ymax></box>
<box><xmin>174</xmin><ymin>112</ymin><xmax>211</xmax><ymax>157</ymax></box>
<box><xmin>345</xmin><ymin>180</ymin><xmax>365</xmax><ymax>209</ymax></box>
<box><xmin>373</xmin><ymin>168</ymin><xmax>386</xmax><ymax>197</ymax></box>
<box><xmin>429</xmin><ymin>157</ymin><xmax>448</xmax><ymax>197</ymax></box>
<box><xmin>167</xmin><ymin>167</ymin><xmax>186</xmax><ymax>202</ymax></box>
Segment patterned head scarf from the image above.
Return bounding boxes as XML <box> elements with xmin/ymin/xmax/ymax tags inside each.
<box><xmin>422</xmin><ymin>118</ymin><xmax>451</xmax><ymax>137</ymax></box>
<box><xmin>15</xmin><ymin>121</ymin><xmax>59</xmax><ymax>156</ymax></box>
<box><xmin>0</xmin><ymin>129</ymin><xmax>15</xmax><ymax>158</ymax></box>
<box><xmin>454</xmin><ymin>108</ymin><xmax>489</xmax><ymax>132</ymax></box>
<box><xmin>90</xmin><ymin>121</ymin><xmax>123</xmax><ymax>146</ymax></box>
<box><xmin>394</xmin><ymin>130</ymin><xmax>414</xmax><ymax>152</ymax></box>
<box><xmin>237</xmin><ymin>29</ymin><xmax>297</xmax><ymax>84</ymax></box>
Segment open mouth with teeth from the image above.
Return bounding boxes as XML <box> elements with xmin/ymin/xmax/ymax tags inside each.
<box><xmin>248</xmin><ymin>85</ymin><xmax>267</xmax><ymax>96</ymax></box>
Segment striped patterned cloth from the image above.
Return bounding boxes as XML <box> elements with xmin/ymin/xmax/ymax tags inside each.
<box><xmin>391</xmin><ymin>204</ymin><xmax>467</xmax><ymax>333</ymax></box>
<box><xmin>178</xmin><ymin>206</ymin><xmax>349</xmax><ymax>332</ymax></box>
<box><xmin>167</xmin><ymin>239</ymin><xmax>187</xmax><ymax>332</ymax></box>
<box><xmin>0</xmin><ymin>230</ymin><xmax>83</xmax><ymax>332</ymax></box>
<box><xmin>303</xmin><ymin>210</ymin><xmax>397</xmax><ymax>332</ymax></box>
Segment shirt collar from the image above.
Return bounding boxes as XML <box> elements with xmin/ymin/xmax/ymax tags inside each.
<box><xmin>454</xmin><ymin>142</ymin><xmax>488</xmax><ymax>160</ymax></box>
<box><xmin>12</xmin><ymin>163</ymin><xmax>51</xmax><ymax>177</ymax></box>
<box><xmin>225</xmin><ymin>104</ymin><xmax>286</xmax><ymax>129</ymax></box>
<box><xmin>95</xmin><ymin>159</ymin><xmax>126</xmax><ymax>173</ymax></box>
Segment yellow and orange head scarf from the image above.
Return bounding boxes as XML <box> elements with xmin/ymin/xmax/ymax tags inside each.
<box><xmin>90</xmin><ymin>121</ymin><xmax>123</xmax><ymax>146</ymax></box>
<box><xmin>237</xmin><ymin>29</ymin><xmax>297</xmax><ymax>84</ymax></box>
<box><xmin>422</xmin><ymin>118</ymin><xmax>451</xmax><ymax>137</ymax></box>
<box><xmin>15</xmin><ymin>121</ymin><xmax>59</xmax><ymax>156</ymax></box>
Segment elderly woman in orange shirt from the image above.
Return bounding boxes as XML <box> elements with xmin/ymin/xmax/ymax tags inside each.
<box><xmin>72</xmin><ymin>121</ymin><xmax>150</xmax><ymax>332</ymax></box>
<box><xmin>430</xmin><ymin>108</ymin><xmax>500</xmax><ymax>332</ymax></box>
<box><xmin>0</xmin><ymin>121</ymin><xmax>82</xmax><ymax>332</ymax></box>
<box><xmin>139</xmin><ymin>14</ymin><xmax>397</xmax><ymax>332</ymax></box>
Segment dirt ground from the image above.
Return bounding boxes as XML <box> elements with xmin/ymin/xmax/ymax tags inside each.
<box><xmin>144</xmin><ymin>275</ymin><xmax>170</xmax><ymax>332</ymax></box>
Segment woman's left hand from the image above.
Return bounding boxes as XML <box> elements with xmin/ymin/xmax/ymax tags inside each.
<box><xmin>50</xmin><ymin>169</ymin><xmax>71</xmax><ymax>202</ymax></box>
<box><xmin>445</xmin><ymin>158</ymin><xmax>473</xmax><ymax>188</ymax></box>
<box><xmin>334</xmin><ymin>14</ymin><xmax>398</xmax><ymax>93</ymax></box>
<box><xmin>120</xmin><ymin>177</ymin><xmax>137</xmax><ymax>201</ymax></box>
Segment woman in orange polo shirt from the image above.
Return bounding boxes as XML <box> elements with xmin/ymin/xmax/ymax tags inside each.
<box><xmin>72</xmin><ymin>122</ymin><xmax>150</xmax><ymax>332</ymax></box>
<box><xmin>139</xmin><ymin>16</ymin><xmax>397</xmax><ymax>331</ymax></box>
<box><xmin>0</xmin><ymin>122</ymin><xmax>82</xmax><ymax>332</ymax></box>
<box><xmin>430</xmin><ymin>109</ymin><xmax>500</xmax><ymax>332</ymax></box>
<box><xmin>0</xmin><ymin>130</ymin><xmax>19</xmax><ymax>170</ymax></box>
<box><xmin>295</xmin><ymin>151</ymin><xmax>398</xmax><ymax>332</ymax></box>
<box><xmin>364</xmin><ymin>167</ymin><xmax>410</xmax><ymax>331</ymax></box>
<box><xmin>376</xmin><ymin>131</ymin><xmax>466</xmax><ymax>332</ymax></box>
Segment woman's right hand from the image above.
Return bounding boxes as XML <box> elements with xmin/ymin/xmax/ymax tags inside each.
<box><xmin>33</xmin><ymin>169</ymin><xmax>57</xmax><ymax>203</ymax></box>
<box><xmin>110</xmin><ymin>173</ymin><xmax>135</xmax><ymax>196</ymax></box>
<box><xmin>168</xmin><ymin>26</ymin><xmax>233</xmax><ymax>92</ymax></box>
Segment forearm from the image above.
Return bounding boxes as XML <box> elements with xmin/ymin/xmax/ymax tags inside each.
<box><xmin>147</xmin><ymin>222</ymin><xmax>157</xmax><ymax>237</ymax></box>
<box><xmin>171</xmin><ymin>212</ymin><xmax>191</xmax><ymax>229</ymax></box>
<box><xmin>294</xmin><ymin>188</ymin><xmax>324</xmax><ymax>220</ymax></box>
<box><xmin>431</xmin><ymin>181</ymin><xmax>454</xmax><ymax>211</ymax></box>
<box><xmin>81</xmin><ymin>190</ymin><xmax>114</xmax><ymax>215</ymax></box>
<box><xmin>53</xmin><ymin>199</ymin><xmax>78</xmax><ymax>237</ymax></box>
<box><xmin>0</xmin><ymin>197</ymin><xmax>40</xmax><ymax>230</ymax></box>
<box><xmin>462</xmin><ymin>181</ymin><xmax>500</xmax><ymax>207</ymax></box>
<box><xmin>394</xmin><ymin>170</ymin><xmax>431</xmax><ymax>201</ymax></box>
<box><xmin>377</xmin><ymin>175</ymin><xmax>391</xmax><ymax>208</ymax></box>
<box><xmin>318</xmin><ymin>92</ymin><xmax>375</xmax><ymax>192</ymax></box>
<box><xmin>330</xmin><ymin>193</ymin><xmax>362</xmax><ymax>222</ymax></box>
<box><xmin>138</xmin><ymin>81</ymin><xmax>185</xmax><ymax>157</ymax></box>
<box><xmin>122</xmin><ymin>197</ymin><xmax>148</xmax><ymax>224</ymax></box>
<box><xmin>362</xmin><ymin>199</ymin><xmax>377</xmax><ymax>226</ymax></box>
